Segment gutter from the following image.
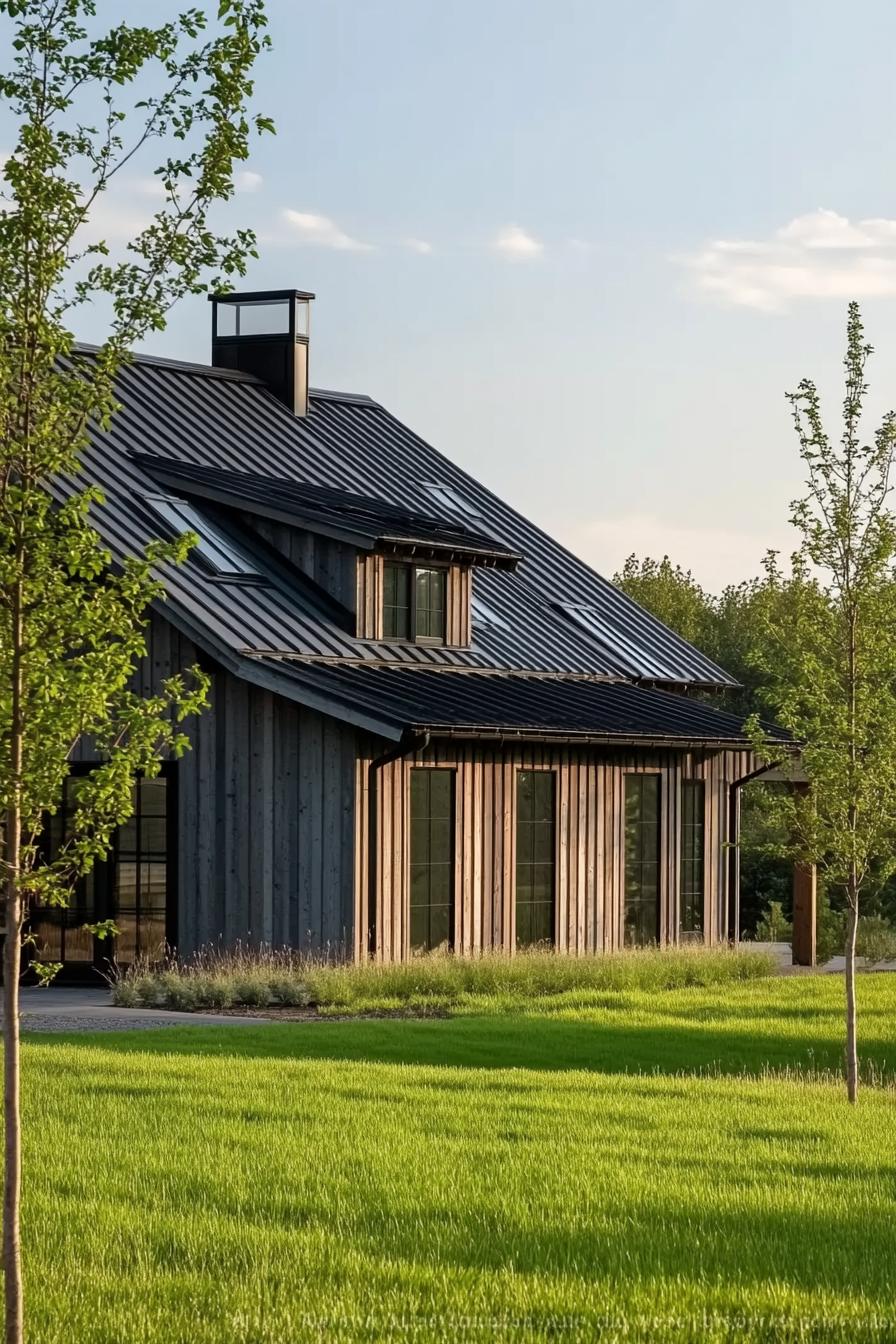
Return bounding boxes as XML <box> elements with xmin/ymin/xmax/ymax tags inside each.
<box><xmin>367</xmin><ymin>729</ymin><xmax>431</xmax><ymax>959</ymax></box>
<box><xmin>406</xmin><ymin>725</ymin><xmax>788</xmax><ymax>750</ymax></box>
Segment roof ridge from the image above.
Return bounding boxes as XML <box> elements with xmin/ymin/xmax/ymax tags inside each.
<box><xmin>72</xmin><ymin>342</ymin><xmax>376</xmax><ymax>403</ymax></box>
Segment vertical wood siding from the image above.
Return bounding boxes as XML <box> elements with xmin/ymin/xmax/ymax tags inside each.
<box><xmin>356</xmin><ymin>556</ymin><xmax>471</xmax><ymax>645</ymax></box>
<box><xmin>240</xmin><ymin>513</ymin><xmax>359</xmax><ymax>610</ymax></box>
<box><xmin>356</xmin><ymin>553</ymin><xmax>385</xmax><ymax>640</ymax></box>
<box><xmin>74</xmin><ymin>613</ymin><xmax>358</xmax><ymax>956</ymax></box>
<box><xmin>357</xmin><ymin>739</ymin><xmax>757</xmax><ymax>961</ymax></box>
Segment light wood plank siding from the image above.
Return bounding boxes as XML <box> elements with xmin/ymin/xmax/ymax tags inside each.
<box><xmin>357</xmin><ymin>740</ymin><xmax>756</xmax><ymax>960</ymax></box>
<box><xmin>356</xmin><ymin>556</ymin><xmax>471</xmax><ymax>645</ymax></box>
<box><xmin>356</xmin><ymin>553</ymin><xmax>385</xmax><ymax>640</ymax></box>
<box><xmin>446</xmin><ymin>565</ymin><xmax>472</xmax><ymax>646</ymax></box>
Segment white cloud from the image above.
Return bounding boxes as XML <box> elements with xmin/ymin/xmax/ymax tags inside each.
<box><xmin>234</xmin><ymin>169</ymin><xmax>263</xmax><ymax>194</ymax></box>
<box><xmin>403</xmin><ymin>237</ymin><xmax>433</xmax><ymax>255</ymax></box>
<box><xmin>281</xmin><ymin>208</ymin><xmax>372</xmax><ymax>252</ymax></box>
<box><xmin>685</xmin><ymin>208</ymin><xmax>896</xmax><ymax>312</ymax></box>
<box><xmin>493</xmin><ymin>223</ymin><xmax>543</xmax><ymax>260</ymax></box>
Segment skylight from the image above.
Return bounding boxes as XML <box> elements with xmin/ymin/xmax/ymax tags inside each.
<box><xmin>422</xmin><ymin>482</ymin><xmax>482</xmax><ymax>519</ymax></box>
<box><xmin>471</xmin><ymin>594</ymin><xmax>509</xmax><ymax>631</ymax></box>
<box><xmin>144</xmin><ymin>494</ymin><xmax>263</xmax><ymax>580</ymax></box>
<box><xmin>555</xmin><ymin>602</ymin><xmax>648</xmax><ymax>676</ymax></box>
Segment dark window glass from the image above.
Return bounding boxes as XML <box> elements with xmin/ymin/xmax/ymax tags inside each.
<box><xmin>113</xmin><ymin>774</ymin><xmax>169</xmax><ymax>964</ymax></box>
<box><xmin>624</xmin><ymin>775</ymin><xmax>661</xmax><ymax>947</ymax></box>
<box><xmin>516</xmin><ymin>771</ymin><xmax>556</xmax><ymax>948</ymax></box>
<box><xmin>409</xmin><ymin>770</ymin><xmax>454</xmax><ymax>951</ymax></box>
<box><xmin>414</xmin><ymin>567</ymin><xmax>446</xmax><ymax>641</ymax></box>
<box><xmin>680</xmin><ymin>780</ymin><xmax>705</xmax><ymax>937</ymax></box>
<box><xmin>34</xmin><ymin>773</ymin><xmax>170</xmax><ymax>969</ymax></box>
<box><xmin>383</xmin><ymin>562</ymin><xmax>411</xmax><ymax>639</ymax></box>
<box><xmin>382</xmin><ymin>562</ymin><xmax>447</xmax><ymax>643</ymax></box>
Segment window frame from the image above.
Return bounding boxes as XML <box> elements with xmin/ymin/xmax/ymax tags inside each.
<box><xmin>514</xmin><ymin>768</ymin><xmax>557</xmax><ymax>950</ymax></box>
<box><xmin>623</xmin><ymin>772</ymin><xmax>662</xmax><ymax>947</ymax></box>
<box><xmin>32</xmin><ymin>762</ymin><xmax>178</xmax><ymax>976</ymax></box>
<box><xmin>408</xmin><ymin>767</ymin><xmax>456</xmax><ymax>953</ymax></box>
<box><xmin>679</xmin><ymin>779</ymin><xmax>706</xmax><ymax>939</ymax></box>
<box><xmin>381</xmin><ymin>559</ymin><xmax>448</xmax><ymax>646</ymax></box>
<box><xmin>144</xmin><ymin>493</ymin><xmax>265</xmax><ymax>583</ymax></box>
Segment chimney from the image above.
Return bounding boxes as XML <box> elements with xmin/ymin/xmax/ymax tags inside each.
<box><xmin>209</xmin><ymin>288</ymin><xmax>315</xmax><ymax>416</ymax></box>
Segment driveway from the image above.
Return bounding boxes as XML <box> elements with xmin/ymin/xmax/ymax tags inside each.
<box><xmin>10</xmin><ymin>986</ymin><xmax>275</xmax><ymax>1033</ymax></box>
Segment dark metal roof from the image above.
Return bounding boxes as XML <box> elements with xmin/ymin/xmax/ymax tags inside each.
<box><xmin>258</xmin><ymin>662</ymin><xmax>786</xmax><ymax>746</ymax></box>
<box><xmin>209</xmin><ymin>288</ymin><xmax>317</xmax><ymax>302</ymax></box>
<box><xmin>70</xmin><ymin>345</ymin><xmax>738</xmax><ymax>687</ymax></box>
<box><xmin>132</xmin><ymin>453</ymin><xmax>521</xmax><ymax>567</ymax></box>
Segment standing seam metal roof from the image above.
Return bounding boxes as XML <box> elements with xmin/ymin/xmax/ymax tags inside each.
<box><xmin>73</xmin><ymin>347</ymin><xmax>737</xmax><ymax>688</ymax></box>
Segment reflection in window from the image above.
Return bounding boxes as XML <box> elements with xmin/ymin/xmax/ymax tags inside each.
<box><xmin>383</xmin><ymin>561</ymin><xmax>411</xmax><ymax>639</ymax></box>
<box><xmin>113</xmin><ymin>776</ymin><xmax>169</xmax><ymax>964</ymax></box>
<box><xmin>516</xmin><ymin>771</ymin><xmax>556</xmax><ymax>948</ymax></box>
<box><xmin>145</xmin><ymin>494</ymin><xmax>263</xmax><ymax>580</ymax></box>
<box><xmin>383</xmin><ymin>562</ymin><xmax>446</xmax><ymax>643</ymax></box>
<box><xmin>414</xmin><ymin>566</ymin><xmax>446</xmax><ymax>640</ymax></box>
<box><xmin>680</xmin><ymin>780</ymin><xmax>705</xmax><ymax>938</ymax></box>
<box><xmin>410</xmin><ymin>770</ymin><xmax>454</xmax><ymax>951</ymax></box>
<box><xmin>624</xmin><ymin>775</ymin><xmax>660</xmax><ymax>946</ymax></box>
<box><xmin>32</xmin><ymin>776</ymin><xmax>96</xmax><ymax>964</ymax></box>
<box><xmin>34</xmin><ymin>773</ymin><xmax>170</xmax><ymax>970</ymax></box>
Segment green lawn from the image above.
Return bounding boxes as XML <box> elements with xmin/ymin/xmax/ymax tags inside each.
<box><xmin>24</xmin><ymin>975</ymin><xmax>896</xmax><ymax>1343</ymax></box>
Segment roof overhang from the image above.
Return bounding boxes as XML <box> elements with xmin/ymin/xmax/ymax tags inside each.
<box><xmin>134</xmin><ymin>453</ymin><xmax>521</xmax><ymax>571</ymax></box>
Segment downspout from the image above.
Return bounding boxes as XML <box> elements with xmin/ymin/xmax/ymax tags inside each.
<box><xmin>367</xmin><ymin>730</ymin><xmax>431</xmax><ymax>959</ymax></box>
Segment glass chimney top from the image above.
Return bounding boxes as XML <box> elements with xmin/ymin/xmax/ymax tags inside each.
<box><xmin>210</xmin><ymin>289</ymin><xmax>314</xmax><ymax>341</ymax></box>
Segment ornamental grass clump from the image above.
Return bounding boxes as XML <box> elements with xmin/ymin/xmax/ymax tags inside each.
<box><xmin>111</xmin><ymin>943</ymin><xmax>776</xmax><ymax>1015</ymax></box>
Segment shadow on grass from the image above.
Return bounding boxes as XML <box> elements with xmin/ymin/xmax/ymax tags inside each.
<box><xmin>26</xmin><ymin>1011</ymin><xmax>896</xmax><ymax>1082</ymax></box>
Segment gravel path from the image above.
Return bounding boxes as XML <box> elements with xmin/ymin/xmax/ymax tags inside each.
<box><xmin>9</xmin><ymin>987</ymin><xmax>276</xmax><ymax>1034</ymax></box>
<box><xmin>19</xmin><ymin>1013</ymin><xmax>223</xmax><ymax>1033</ymax></box>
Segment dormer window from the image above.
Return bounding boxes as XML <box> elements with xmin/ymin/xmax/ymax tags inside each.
<box><xmin>383</xmin><ymin>561</ymin><xmax>446</xmax><ymax>643</ymax></box>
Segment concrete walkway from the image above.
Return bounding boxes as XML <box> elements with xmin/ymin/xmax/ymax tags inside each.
<box><xmin>11</xmin><ymin>987</ymin><xmax>276</xmax><ymax>1033</ymax></box>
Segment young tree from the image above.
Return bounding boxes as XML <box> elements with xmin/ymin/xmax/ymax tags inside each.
<box><xmin>748</xmin><ymin>303</ymin><xmax>896</xmax><ymax>1104</ymax></box>
<box><xmin>0</xmin><ymin>3</ymin><xmax>271</xmax><ymax>1339</ymax></box>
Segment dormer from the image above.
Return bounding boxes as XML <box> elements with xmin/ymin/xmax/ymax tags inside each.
<box><xmin>353</xmin><ymin>507</ymin><xmax>519</xmax><ymax>648</ymax></box>
<box><xmin>131</xmin><ymin>454</ymin><xmax>520</xmax><ymax>648</ymax></box>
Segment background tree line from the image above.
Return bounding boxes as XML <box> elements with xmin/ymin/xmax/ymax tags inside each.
<box><xmin>613</xmin><ymin>551</ymin><xmax>896</xmax><ymax>952</ymax></box>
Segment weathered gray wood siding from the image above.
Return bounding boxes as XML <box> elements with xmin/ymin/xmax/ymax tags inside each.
<box><xmin>239</xmin><ymin>512</ymin><xmax>358</xmax><ymax>610</ymax></box>
<box><xmin>356</xmin><ymin>739</ymin><xmax>757</xmax><ymax>961</ymax></box>
<box><xmin>73</xmin><ymin>612</ymin><xmax>357</xmax><ymax>955</ymax></box>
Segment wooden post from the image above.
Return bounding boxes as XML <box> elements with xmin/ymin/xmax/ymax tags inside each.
<box><xmin>791</xmin><ymin>781</ymin><xmax>816</xmax><ymax>967</ymax></box>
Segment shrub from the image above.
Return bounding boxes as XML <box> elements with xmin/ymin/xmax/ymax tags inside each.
<box><xmin>230</xmin><ymin>978</ymin><xmax>272</xmax><ymax>1008</ymax></box>
<box><xmin>816</xmin><ymin>898</ymin><xmax>845</xmax><ymax>965</ymax></box>
<box><xmin>856</xmin><ymin>915</ymin><xmax>896</xmax><ymax>966</ymax></box>
<box><xmin>755</xmin><ymin>902</ymin><xmax>793</xmax><ymax>943</ymax></box>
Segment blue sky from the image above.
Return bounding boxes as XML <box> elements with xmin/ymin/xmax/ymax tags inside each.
<box><xmin>72</xmin><ymin>0</ymin><xmax>896</xmax><ymax>586</ymax></box>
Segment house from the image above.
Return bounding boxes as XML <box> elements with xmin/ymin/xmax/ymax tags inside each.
<box><xmin>35</xmin><ymin>287</ymin><xmax>796</xmax><ymax>976</ymax></box>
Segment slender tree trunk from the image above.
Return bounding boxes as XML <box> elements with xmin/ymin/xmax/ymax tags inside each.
<box><xmin>844</xmin><ymin>896</ymin><xmax>859</xmax><ymax>1105</ymax></box>
<box><xmin>2</xmin><ymin>851</ymin><xmax>22</xmax><ymax>1344</ymax></box>
<box><xmin>4</xmin><ymin>581</ymin><xmax>24</xmax><ymax>1344</ymax></box>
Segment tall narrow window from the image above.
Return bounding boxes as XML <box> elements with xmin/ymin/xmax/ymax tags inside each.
<box><xmin>410</xmin><ymin>769</ymin><xmax>454</xmax><ymax>951</ymax></box>
<box><xmin>515</xmin><ymin>771</ymin><xmax>556</xmax><ymax>948</ymax></box>
<box><xmin>382</xmin><ymin>561</ymin><xmax>447</xmax><ymax>643</ymax></box>
<box><xmin>113</xmin><ymin>775</ymin><xmax>171</xmax><ymax>964</ymax></box>
<box><xmin>624</xmin><ymin>775</ymin><xmax>660</xmax><ymax>946</ymax></box>
<box><xmin>33</xmin><ymin>771</ymin><xmax>173</xmax><ymax>973</ymax></box>
<box><xmin>414</xmin><ymin>566</ymin><xmax>446</xmax><ymax>640</ymax></box>
<box><xmin>383</xmin><ymin>561</ymin><xmax>411</xmax><ymax>638</ymax></box>
<box><xmin>680</xmin><ymin>780</ymin><xmax>705</xmax><ymax>938</ymax></box>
